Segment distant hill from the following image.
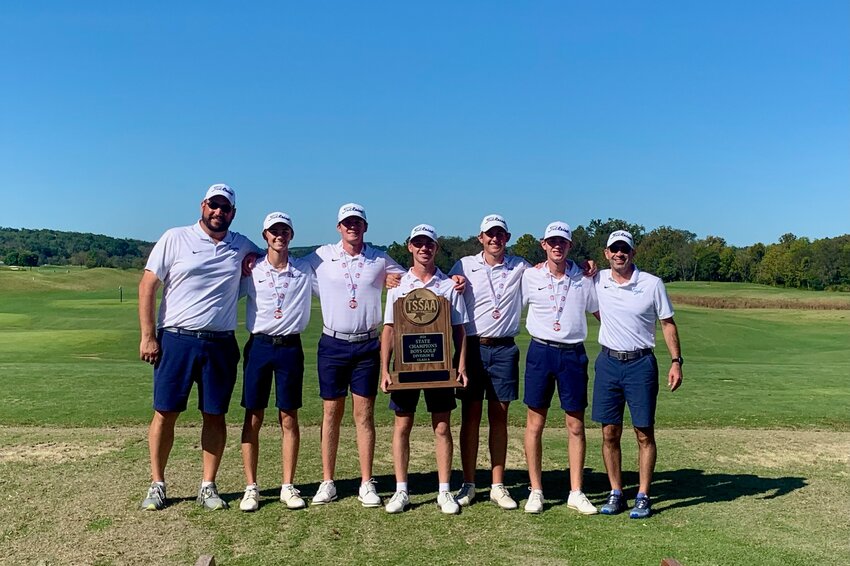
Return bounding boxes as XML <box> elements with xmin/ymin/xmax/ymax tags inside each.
<box><xmin>0</xmin><ymin>227</ymin><xmax>154</xmax><ymax>269</ymax></box>
<box><xmin>0</xmin><ymin>227</ymin><xmax>385</xmax><ymax>268</ymax></box>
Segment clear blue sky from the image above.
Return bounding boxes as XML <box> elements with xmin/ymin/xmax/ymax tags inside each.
<box><xmin>1</xmin><ymin>1</ymin><xmax>847</xmax><ymax>248</ymax></box>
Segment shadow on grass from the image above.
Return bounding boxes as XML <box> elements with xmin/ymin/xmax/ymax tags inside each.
<box><xmin>216</xmin><ymin>467</ymin><xmax>805</xmax><ymax>514</ymax></box>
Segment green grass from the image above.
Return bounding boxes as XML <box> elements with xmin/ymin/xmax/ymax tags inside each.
<box><xmin>1</xmin><ymin>270</ymin><xmax>848</xmax><ymax>429</ymax></box>
<box><xmin>1</xmin><ymin>269</ymin><xmax>849</xmax><ymax>565</ymax></box>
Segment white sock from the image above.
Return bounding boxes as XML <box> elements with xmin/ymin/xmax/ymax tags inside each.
<box><xmin>491</xmin><ymin>483</ymin><xmax>504</xmax><ymax>489</ymax></box>
<box><xmin>282</xmin><ymin>483</ymin><xmax>293</xmax><ymax>489</ymax></box>
<box><xmin>396</xmin><ymin>482</ymin><xmax>408</xmax><ymax>493</ymax></box>
<box><xmin>246</xmin><ymin>483</ymin><xmax>258</xmax><ymax>490</ymax></box>
<box><xmin>201</xmin><ymin>481</ymin><xmax>214</xmax><ymax>488</ymax></box>
<box><xmin>438</xmin><ymin>483</ymin><xmax>450</xmax><ymax>493</ymax></box>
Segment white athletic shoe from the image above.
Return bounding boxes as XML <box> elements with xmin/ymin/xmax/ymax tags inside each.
<box><xmin>239</xmin><ymin>486</ymin><xmax>260</xmax><ymax>512</ymax></box>
<box><xmin>358</xmin><ymin>479</ymin><xmax>382</xmax><ymax>507</ymax></box>
<box><xmin>489</xmin><ymin>484</ymin><xmax>518</xmax><ymax>510</ymax></box>
<box><xmin>385</xmin><ymin>490</ymin><xmax>409</xmax><ymax>514</ymax></box>
<box><xmin>567</xmin><ymin>490</ymin><xmax>599</xmax><ymax>515</ymax></box>
<box><xmin>437</xmin><ymin>491</ymin><xmax>460</xmax><ymax>515</ymax></box>
<box><xmin>455</xmin><ymin>483</ymin><xmax>476</xmax><ymax>507</ymax></box>
<box><xmin>280</xmin><ymin>485</ymin><xmax>306</xmax><ymax>510</ymax></box>
<box><xmin>524</xmin><ymin>489</ymin><xmax>544</xmax><ymax>514</ymax></box>
<box><xmin>312</xmin><ymin>480</ymin><xmax>338</xmax><ymax>505</ymax></box>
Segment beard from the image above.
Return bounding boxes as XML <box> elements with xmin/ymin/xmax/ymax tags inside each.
<box><xmin>202</xmin><ymin>211</ymin><xmax>233</xmax><ymax>234</ymax></box>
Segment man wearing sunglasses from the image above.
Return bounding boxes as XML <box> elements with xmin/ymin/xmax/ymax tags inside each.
<box><xmin>379</xmin><ymin>224</ymin><xmax>469</xmax><ymax>515</ymax></box>
<box><xmin>139</xmin><ymin>183</ymin><xmax>261</xmax><ymax>511</ymax></box>
<box><xmin>592</xmin><ymin>230</ymin><xmax>683</xmax><ymax>519</ymax></box>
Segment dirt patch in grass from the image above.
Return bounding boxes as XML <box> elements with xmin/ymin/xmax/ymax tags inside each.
<box><xmin>669</xmin><ymin>294</ymin><xmax>850</xmax><ymax>310</ymax></box>
<box><xmin>0</xmin><ymin>441</ymin><xmax>122</xmax><ymax>463</ymax></box>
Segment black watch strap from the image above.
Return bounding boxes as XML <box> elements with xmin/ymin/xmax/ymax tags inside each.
<box><xmin>672</xmin><ymin>356</ymin><xmax>684</xmax><ymax>365</ymax></box>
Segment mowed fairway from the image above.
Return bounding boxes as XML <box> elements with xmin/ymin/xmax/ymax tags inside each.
<box><xmin>1</xmin><ymin>268</ymin><xmax>848</xmax><ymax>565</ymax></box>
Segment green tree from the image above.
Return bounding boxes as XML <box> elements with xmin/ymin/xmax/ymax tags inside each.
<box><xmin>510</xmin><ymin>233</ymin><xmax>545</xmax><ymax>264</ymax></box>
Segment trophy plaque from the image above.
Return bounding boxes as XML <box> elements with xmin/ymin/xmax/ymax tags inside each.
<box><xmin>386</xmin><ymin>287</ymin><xmax>459</xmax><ymax>390</ymax></box>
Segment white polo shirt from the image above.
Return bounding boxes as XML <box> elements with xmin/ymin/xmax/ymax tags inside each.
<box><xmin>241</xmin><ymin>255</ymin><xmax>314</xmax><ymax>336</ymax></box>
<box><xmin>522</xmin><ymin>260</ymin><xmax>598</xmax><ymax>344</ymax></box>
<box><xmin>594</xmin><ymin>267</ymin><xmax>675</xmax><ymax>351</ymax></box>
<box><xmin>146</xmin><ymin>222</ymin><xmax>259</xmax><ymax>332</ymax></box>
<box><xmin>384</xmin><ymin>269</ymin><xmax>469</xmax><ymax>326</ymax></box>
<box><xmin>449</xmin><ymin>252</ymin><xmax>529</xmax><ymax>338</ymax></box>
<box><xmin>308</xmin><ymin>242</ymin><xmax>405</xmax><ymax>334</ymax></box>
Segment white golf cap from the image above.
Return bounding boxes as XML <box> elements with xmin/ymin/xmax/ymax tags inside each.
<box><xmin>480</xmin><ymin>214</ymin><xmax>508</xmax><ymax>233</ymax></box>
<box><xmin>410</xmin><ymin>224</ymin><xmax>438</xmax><ymax>241</ymax></box>
<box><xmin>543</xmin><ymin>221</ymin><xmax>572</xmax><ymax>242</ymax></box>
<box><xmin>205</xmin><ymin>183</ymin><xmax>236</xmax><ymax>206</ymax></box>
<box><xmin>337</xmin><ymin>203</ymin><xmax>367</xmax><ymax>223</ymax></box>
<box><xmin>606</xmin><ymin>230</ymin><xmax>635</xmax><ymax>249</ymax></box>
<box><xmin>263</xmin><ymin>211</ymin><xmax>294</xmax><ymax>232</ymax></box>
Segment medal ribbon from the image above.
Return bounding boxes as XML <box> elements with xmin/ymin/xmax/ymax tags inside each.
<box><xmin>266</xmin><ymin>259</ymin><xmax>291</xmax><ymax>315</ymax></box>
<box><xmin>484</xmin><ymin>260</ymin><xmax>508</xmax><ymax>316</ymax></box>
<box><xmin>547</xmin><ymin>265</ymin><xmax>571</xmax><ymax>330</ymax></box>
<box><xmin>341</xmin><ymin>250</ymin><xmax>365</xmax><ymax>304</ymax></box>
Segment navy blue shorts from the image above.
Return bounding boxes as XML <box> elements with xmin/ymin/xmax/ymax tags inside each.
<box><xmin>317</xmin><ymin>334</ymin><xmax>380</xmax><ymax>399</ymax></box>
<box><xmin>153</xmin><ymin>330</ymin><xmax>239</xmax><ymax>415</ymax></box>
<box><xmin>242</xmin><ymin>335</ymin><xmax>304</xmax><ymax>411</ymax></box>
<box><xmin>459</xmin><ymin>339</ymin><xmax>520</xmax><ymax>403</ymax></box>
<box><xmin>390</xmin><ymin>387</ymin><xmax>457</xmax><ymax>414</ymax></box>
<box><xmin>591</xmin><ymin>351</ymin><xmax>659</xmax><ymax>428</ymax></box>
<box><xmin>523</xmin><ymin>340</ymin><xmax>589</xmax><ymax>412</ymax></box>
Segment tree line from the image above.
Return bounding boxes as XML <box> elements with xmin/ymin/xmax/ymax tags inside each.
<box><xmin>384</xmin><ymin>218</ymin><xmax>850</xmax><ymax>292</ymax></box>
<box><xmin>3</xmin><ymin>222</ymin><xmax>848</xmax><ymax>291</ymax></box>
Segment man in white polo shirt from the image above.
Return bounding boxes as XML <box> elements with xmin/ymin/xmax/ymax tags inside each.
<box><xmin>238</xmin><ymin>212</ymin><xmax>314</xmax><ymax>512</ymax></box>
<box><xmin>520</xmin><ymin>221</ymin><xmax>599</xmax><ymax>515</ymax></box>
<box><xmin>139</xmin><ymin>183</ymin><xmax>260</xmax><ymax>511</ymax></box>
<box><xmin>379</xmin><ymin>224</ymin><xmax>469</xmax><ymax>515</ymax></box>
<box><xmin>449</xmin><ymin>214</ymin><xmax>530</xmax><ymax>510</ymax></box>
<box><xmin>306</xmin><ymin>203</ymin><xmax>406</xmax><ymax>507</ymax></box>
<box><xmin>592</xmin><ymin>230</ymin><xmax>683</xmax><ymax>519</ymax></box>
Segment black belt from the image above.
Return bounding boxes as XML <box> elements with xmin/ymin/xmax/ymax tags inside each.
<box><xmin>601</xmin><ymin>346</ymin><xmax>653</xmax><ymax>361</ymax></box>
<box><xmin>532</xmin><ymin>337</ymin><xmax>582</xmax><ymax>350</ymax></box>
<box><xmin>473</xmin><ymin>336</ymin><xmax>515</xmax><ymax>347</ymax></box>
<box><xmin>253</xmin><ymin>333</ymin><xmax>301</xmax><ymax>346</ymax></box>
<box><xmin>163</xmin><ymin>327</ymin><xmax>234</xmax><ymax>340</ymax></box>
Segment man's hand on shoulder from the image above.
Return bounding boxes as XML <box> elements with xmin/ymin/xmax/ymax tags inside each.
<box><xmin>451</xmin><ymin>274</ymin><xmax>466</xmax><ymax>293</ymax></box>
<box><xmin>581</xmin><ymin>259</ymin><xmax>598</xmax><ymax>278</ymax></box>
<box><xmin>242</xmin><ymin>252</ymin><xmax>260</xmax><ymax>276</ymax></box>
<box><xmin>385</xmin><ymin>273</ymin><xmax>402</xmax><ymax>289</ymax></box>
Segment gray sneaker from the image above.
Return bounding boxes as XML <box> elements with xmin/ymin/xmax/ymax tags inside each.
<box><xmin>141</xmin><ymin>483</ymin><xmax>166</xmax><ymax>510</ymax></box>
<box><xmin>197</xmin><ymin>483</ymin><xmax>229</xmax><ymax>510</ymax></box>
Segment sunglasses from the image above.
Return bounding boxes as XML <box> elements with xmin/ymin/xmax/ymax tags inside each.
<box><xmin>206</xmin><ymin>200</ymin><xmax>233</xmax><ymax>213</ymax></box>
<box><xmin>609</xmin><ymin>243</ymin><xmax>632</xmax><ymax>253</ymax></box>
<box><xmin>410</xmin><ymin>238</ymin><xmax>436</xmax><ymax>248</ymax></box>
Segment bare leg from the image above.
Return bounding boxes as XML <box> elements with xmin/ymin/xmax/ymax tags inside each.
<box><xmin>240</xmin><ymin>409</ymin><xmax>264</xmax><ymax>485</ymax></box>
<box><xmin>201</xmin><ymin>412</ymin><xmax>227</xmax><ymax>482</ymax></box>
<box><xmin>524</xmin><ymin>407</ymin><xmax>547</xmax><ymax>490</ymax></box>
<box><xmin>601</xmin><ymin>423</ymin><xmax>624</xmax><ymax>491</ymax></box>
<box><xmin>459</xmin><ymin>399</ymin><xmax>483</xmax><ymax>483</ymax></box>
<box><xmin>352</xmin><ymin>393</ymin><xmax>376</xmax><ymax>483</ymax></box>
<box><xmin>565</xmin><ymin>410</ymin><xmax>587</xmax><ymax>491</ymax></box>
<box><xmin>432</xmin><ymin>411</ymin><xmax>453</xmax><ymax>485</ymax></box>
<box><xmin>148</xmin><ymin>410</ymin><xmax>179</xmax><ymax>482</ymax></box>
<box><xmin>488</xmin><ymin>399</ymin><xmax>510</xmax><ymax>484</ymax></box>
<box><xmin>392</xmin><ymin>413</ymin><xmax>414</xmax><ymax>483</ymax></box>
<box><xmin>321</xmin><ymin>397</ymin><xmax>345</xmax><ymax>481</ymax></box>
<box><xmin>280</xmin><ymin>409</ymin><xmax>300</xmax><ymax>485</ymax></box>
<box><xmin>634</xmin><ymin>426</ymin><xmax>656</xmax><ymax>495</ymax></box>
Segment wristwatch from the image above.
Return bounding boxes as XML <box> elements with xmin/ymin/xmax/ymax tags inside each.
<box><xmin>672</xmin><ymin>356</ymin><xmax>684</xmax><ymax>365</ymax></box>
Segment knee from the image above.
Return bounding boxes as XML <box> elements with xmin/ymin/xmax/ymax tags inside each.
<box><xmin>433</xmin><ymin>420</ymin><xmax>451</xmax><ymax>439</ymax></box>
